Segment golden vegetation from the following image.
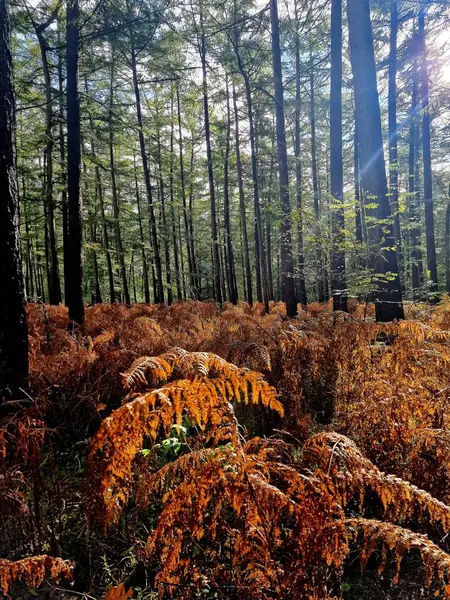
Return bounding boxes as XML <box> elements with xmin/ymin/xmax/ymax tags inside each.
<box><xmin>1</xmin><ymin>299</ymin><xmax>450</xmax><ymax>598</ymax></box>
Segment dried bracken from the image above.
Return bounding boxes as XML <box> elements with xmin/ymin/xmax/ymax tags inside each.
<box><xmin>0</xmin><ymin>555</ymin><xmax>73</xmax><ymax>595</ymax></box>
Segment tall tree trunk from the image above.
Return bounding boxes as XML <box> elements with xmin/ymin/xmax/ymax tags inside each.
<box><xmin>155</xmin><ymin>105</ymin><xmax>173</xmax><ymax>305</ymax></box>
<box><xmin>354</xmin><ymin>118</ymin><xmax>363</xmax><ymax>245</ymax></box>
<box><xmin>127</xmin><ymin>1</ymin><xmax>164</xmax><ymax>303</ymax></box>
<box><xmin>57</xmin><ymin>19</ymin><xmax>70</xmax><ymax>304</ymax></box>
<box><xmin>348</xmin><ymin>0</ymin><xmax>404</xmax><ymax>321</ymax></box>
<box><xmin>169</xmin><ymin>94</ymin><xmax>182</xmax><ymax>301</ymax></box>
<box><xmin>388</xmin><ymin>0</ymin><xmax>402</xmax><ymax>273</ymax></box>
<box><xmin>188</xmin><ymin>135</ymin><xmax>200</xmax><ymax>295</ymax></box>
<box><xmin>134</xmin><ymin>156</ymin><xmax>150</xmax><ymax>303</ymax></box>
<box><xmin>36</xmin><ymin>29</ymin><xmax>61</xmax><ymax>305</ymax></box>
<box><xmin>0</xmin><ymin>0</ymin><xmax>28</xmax><ymax>393</ymax></box>
<box><xmin>409</xmin><ymin>36</ymin><xmax>423</xmax><ymax>297</ymax></box>
<box><xmin>109</xmin><ymin>55</ymin><xmax>130</xmax><ymax>306</ymax></box>
<box><xmin>232</xmin><ymin>82</ymin><xmax>253</xmax><ymax>306</ymax></box>
<box><xmin>294</xmin><ymin>0</ymin><xmax>307</xmax><ymax>308</ymax></box>
<box><xmin>224</xmin><ymin>76</ymin><xmax>238</xmax><ymax>304</ymax></box>
<box><xmin>84</xmin><ymin>76</ymin><xmax>115</xmax><ymax>304</ymax></box>
<box><xmin>66</xmin><ymin>0</ymin><xmax>84</xmax><ymax>325</ymax></box>
<box><xmin>270</xmin><ymin>0</ymin><xmax>297</xmax><ymax>318</ymax></box>
<box><xmin>235</xmin><ymin>62</ymin><xmax>269</xmax><ymax>310</ymax></box>
<box><xmin>199</xmin><ymin>9</ymin><xmax>222</xmax><ymax>304</ymax></box>
<box><xmin>176</xmin><ymin>84</ymin><xmax>197</xmax><ymax>298</ymax></box>
<box><xmin>330</xmin><ymin>0</ymin><xmax>348</xmax><ymax>312</ymax></box>
<box><xmin>310</xmin><ymin>56</ymin><xmax>325</xmax><ymax>303</ymax></box>
<box><xmin>418</xmin><ymin>4</ymin><xmax>438</xmax><ymax>300</ymax></box>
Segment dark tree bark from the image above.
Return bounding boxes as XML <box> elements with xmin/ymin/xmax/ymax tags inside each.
<box><xmin>34</xmin><ymin>22</ymin><xmax>61</xmax><ymax>305</ymax></box>
<box><xmin>224</xmin><ymin>76</ymin><xmax>238</xmax><ymax>304</ymax></box>
<box><xmin>57</xmin><ymin>18</ymin><xmax>70</xmax><ymax>304</ymax></box>
<box><xmin>309</xmin><ymin>56</ymin><xmax>325</xmax><ymax>304</ymax></box>
<box><xmin>199</xmin><ymin>8</ymin><xmax>222</xmax><ymax>304</ymax></box>
<box><xmin>330</xmin><ymin>0</ymin><xmax>348</xmax><ymax>312</ymax></box>
<box><xmin>270</xmin><ymin>0</ymin><xmax>297</xmax><ymax>318</ymax></box>
<box><xmin>108</xmin><ymin>56</ymin><xmax>130</xmax><ymax>306</ymax></box>
<box><xmin>388</xmin><ymin>0</ymin><xmax>402</xmax><ymax>271</ymax></box>
<box><xmin>0</xmin><ymin>0</ymin><xmax>28</xmax><ymax>393</ymax></box>
<box><xmin>418</xmin><ymin>4</ymin><xmax>439</xmax><ymax>300</ymax></box>
<box><xmin>348</xmin><ymin>0</ymin><xmax>404</xmax><ymax>321</ymax></box>
<box><xmin>233</xmin><ymin>81</ymin><xmax>253</xmax><ymax>306</ymax></box>
<box><xmin>408</xmin><ymin>35</ymin><xmax>423</xmax><ymax>296</ymax></box>
<box><xmin>294</xmin><ymin>0</ymin><xmax>307</xmax><ymax>308</ymax></box>
<box><xmin>66</xmin><ymin>0</ymin><xmax>84</xmax><ymax>325</ymax></box>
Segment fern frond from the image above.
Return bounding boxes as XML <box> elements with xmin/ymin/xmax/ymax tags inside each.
<box><xmin>347</xmin><ymin>518</ymin><xmax>450</xmax><ymax>594</ymax></box>
<box><xmin>87</xmin><ymin>368</ymin><xmax>281</xmax><ymax>524</ymax></box>
<box><xmin>303</xmin><ymin>432</ymin><xmax>374</xmax><ymax>473</ymax></box>
<box><xmin>121</xmin><ymin>355</ymin><xmax>173</xmax><ymax>390</ymax></box>
<box><xmin>0</xmin><ymin>556</ymin><xmax>73</xmax><ymax>595</ymax></box>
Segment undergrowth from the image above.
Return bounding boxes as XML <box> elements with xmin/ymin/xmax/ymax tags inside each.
<box><xmin>1</xmin><ymin>298</ymin><xmax>450</xmax><ymax>598</ymax></box>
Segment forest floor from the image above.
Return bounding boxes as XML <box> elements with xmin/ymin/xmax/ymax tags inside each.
<box><xmin>2</xmin><ymin>299</ymin><xmax>450</xmax><ymax>599</ymax></box>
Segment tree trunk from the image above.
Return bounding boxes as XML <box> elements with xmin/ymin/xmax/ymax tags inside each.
<box><xmin>294</xmin><ymin>0</ymin><xmax>307</xmax><ymax>308</ymax></box>
<box><xmin>57</xmin><ymin>18</ymin><xmax>70</xmax><ymax>304</ymax></box>
<box><xmin>199</xmin><ymin>10</ymin><xmax>222</xmax><ymax>304</ymax></box>
<box><xmin>388</xmin><ymin>0</ymin><xmax>402</xmax><ymax>273</ymax></box>
<box><xmin>270</xmin><ymin>0</ymin><xmax>297</xmax><ymax>317</ymax></box>
<box><xmin>36</xmin><ymin>29</ymin><xmax>61</xmax><ymax>305</ymax></box>
<box><xmin>176</xmin><ymin>84</ymin><xmax>197</xmax><ymax>298</ymax></box>
<box><xmin>348</xmin><ymin>0</ymin><xmax>404</xmax><ymax>321</ymax></box>
<box><xmin>310</xmin><ymin>56</ymin><xmax>325</xmax><ymax>304</ymax></box>
<box><xmin>224</xmin><ymin>76</ymin><xmax>238</xmax><ymax>304</ymax></box>
<box><xmin>232</xmin><ymin>82</ymin><xmax>253</xmax><ymax>306</ymax></box>
<box><xmin>409</xmin><ymin>34</ymin><xmax>423</xmax><ymax>297</ymax></box>
<box><xmin>418</xmin><ymin>4</ymin><xmax>438</xmax><ymax>300</ymax></box>
<box><xmin>134</xmin><ymin>156</ymin><xmax>150</xmax><ymax>303</ymax></box>
<box><xmin>0</xmin><ymin>0</ymin><xmax>28</xmax><ymax>393</ymax></box>
<box><xmin>155</xmin><ymin>104</ymin><xmax>173</xmax><ymax>305</ymax></box>
<box><xmin>127</xmin><ymin>1</ymin><xmax>164</xmax><ymax>303</ymax></box>
<box><xmin>169</xmin><ymin>94</ymin><xmax>182</xmax><ymax>301</ymax></box>
<box><xmin>66</xmin><ymin>0</ymin><xmax>84</xmax><ymax>325</ymax></box>
<box><xmin>330</xmin><ymin>0</ymin><xmax>348</xmax><ymax>312</ymax></box>
<box><xmin>109</xmin><ymin>54</ymin><xmax>130</xmax><ymax>306</ymax></box>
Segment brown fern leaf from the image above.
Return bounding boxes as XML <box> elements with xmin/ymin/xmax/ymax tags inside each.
<box><xmin>338</xmin><ymin>469</ymin><xmax>450</xmax><ymax>542</ymax></box>
<box><xmin>121</xmin><ymin>347</ymin><xmax>188</xmax><ymax>391</ymax></box>
<box><xmin>143</xmin><ymin>447</ymin><xmax>347</xmax><ymax>599</ymax></box>
<box><xmin>304</xmin><ymin>433</ymin><xmax>450</xmax><ymax>545</ymax></box>
<box><xmin>303</xmin><ymin>432</ymin><xmax>375</xmax><ymax>474</ymax></box>
<box><xmin>347</xmin><ymin>518</ymin><xmax>450</xmax><ymax>594</ymax></box>
<box><xmin>228</xmin><ymin>341</ymin><xmax>272</xmax><ymax>373</ymax></box>
<box><xmin>87</xmin><ymin>369</ymin><xmax>281</xmax><ymax>524</ymax></box>
<box><xmin>0</xmin><ymin>556</ymin><xmax>73</xmax><ymax>595</ymax></box>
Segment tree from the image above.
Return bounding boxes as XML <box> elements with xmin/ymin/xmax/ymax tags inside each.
<box><xmin>294</xmin><ymin>0</ymin><xmax>307</xmax><ymax>308</ymax></box>
<box><xmin>418</xmin><ymin>2</ymin><xmax>438</xmax><ymax>300</ymax></box>
<box><xmin>0</xmin><ymin>0</ymin><xmax>28</xmax><ymax>392</ymax></box>
<box><xmin>388</xmin><ymin>0</ymin><xmax>402</xmax><ymax>276</ymax></box>
<box><xmin>347</xmin><ymin>0</ymin><xmax>404</xmax><ymax>322</ymax></box>
<box><xmin>330</xmin><ymin>0</ymin><xmax>347</xmax><ymax>312</ymax></box>
<box><xmin>270</xmin><ymin>0</ymin><xmax>297</xmax><ymax>318</ymax></box>
<box><xmin>66</xmin><ymin>0</ymin><xmax>84</xmax><ymax>325</ymax></box>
